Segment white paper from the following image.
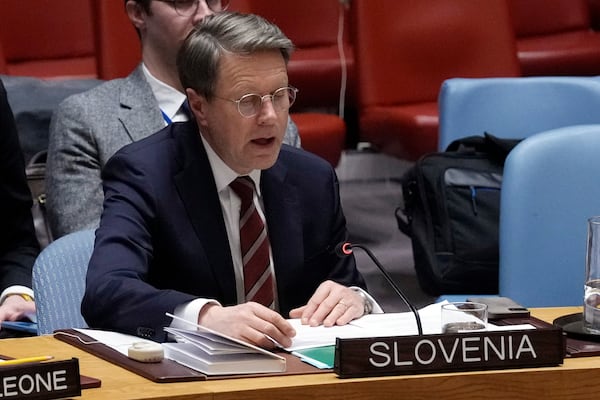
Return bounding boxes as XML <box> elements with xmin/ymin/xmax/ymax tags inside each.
<box><xmin>284</xmin><ymin>301</ymin><xmax>536</xmax><ymax>351</ymax></box>
<box><xmin>73</xmin><ymin>328</ymin><xmax>161</xmax><ymax>356</ymax></box>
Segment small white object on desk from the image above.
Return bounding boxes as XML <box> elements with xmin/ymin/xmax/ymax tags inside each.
<box><xmin>127</xmin><ymin>341</ymin><xmax>164</xmax><ymax>363</ymax></box>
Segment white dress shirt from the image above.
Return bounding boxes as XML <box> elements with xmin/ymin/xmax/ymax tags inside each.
<box><xmin>142</xmin><ymin>64</ymin><xmax>188</xmax><ymax>124</ymax></box>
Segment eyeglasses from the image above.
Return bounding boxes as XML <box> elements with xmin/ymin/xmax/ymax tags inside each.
<box><xmin>155</xmin><ymin>0</ymin><xmax>229</xmax><ymax>16</ymax></box>
<box><xmin>216</xmin><ymin>87</ymin><xmax>299</xmax><ymax>118</ymax></box>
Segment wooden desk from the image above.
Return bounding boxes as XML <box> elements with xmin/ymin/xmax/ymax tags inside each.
<box><xmin>3</xmin><ymin>307</ymin><xmax>597</xmax><ymax>400</ymax></box>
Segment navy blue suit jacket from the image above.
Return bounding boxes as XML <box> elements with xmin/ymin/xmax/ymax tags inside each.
<box><xmin>81</xmin><ymin>121</ymin><xmax>365</xmax><ymax>342</ymax></box>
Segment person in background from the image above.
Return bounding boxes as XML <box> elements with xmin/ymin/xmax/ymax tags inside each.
<box><xmin>82</xmin><ymin>12</ymin><xmax>380</xmax><ymax>347</ymax></box>
<box><xmin>46</xmin><ymin>0</ymin><xmax>301</xmax><ymax>238</ymax></box>
<box><xmin>0</xmin><ymin>78</ymin><xmax>39</xmax><ymax>335</ymax></box>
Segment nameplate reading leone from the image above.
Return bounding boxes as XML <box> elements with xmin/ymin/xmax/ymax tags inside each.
<box><xmin>0</xmin><ymin>358</ymin><xmax>81</xmax><ymax>399</ymax></box>
<box><xmin>334</xmin><ymin>328</ymin><xmax>565</xmax><ymax>378</ymax></box>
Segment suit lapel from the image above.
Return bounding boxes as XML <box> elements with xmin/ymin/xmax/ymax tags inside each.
<box><xmin>118</xmin><ymin>66</ymin><xmax>165</xmax><ymax>142</ymax></box>
<box><xmin>173</xmin><ymin>125</ymin><xmax>237</xmax><ymax>306</ymax></box>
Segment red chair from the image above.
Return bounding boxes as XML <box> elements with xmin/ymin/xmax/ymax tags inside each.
<box><xmin>291</xmin><ymin>113</ymin><xmax>346</xmax><ymax>167</ymax></box>
<box><xmin>351</xmin><ymin>0</ymin><xmax>520</xmax><ymax>160</ymax></box>
<box><xmin>509</xmin><ymin>0</ymin><xmax>600</xmax><ymax>76</ymax></box>
<box><xmin>93</xmin><ymin>0</ymin><xmax>140</xmax><ymax>79</ymax></box>
<box><xmin>0</xmin><ymin>0</ymin><xmax>96</xmax><ymax>79</ymax></box>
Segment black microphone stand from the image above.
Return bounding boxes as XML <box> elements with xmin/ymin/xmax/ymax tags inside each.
<box><xmin>350</xmin><ymin>243</ymin><xmax>424</xmax><ymax>336</ymax></box>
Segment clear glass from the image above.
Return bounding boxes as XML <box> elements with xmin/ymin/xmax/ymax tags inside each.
<box><xmin>584</xmin><ymin>216</ymin><xmax>600</xmax><ymax>333</ymax></box>
<box><xmin>217</xmin><ymin>87</ymin><xmax>299</xmax><ymax>118</ymax></box>
<box><xmin>156</xmin><ymin>0</ymin><xmax>230</xmax><ymax>16</ymax></box>
<box><xmin>441</xmin><ymin>302</ymin><xmax>488</xmax><ymax>333</ymax></box>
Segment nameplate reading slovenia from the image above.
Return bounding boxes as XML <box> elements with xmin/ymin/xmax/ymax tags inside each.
<box><xmin>334</xmin><ymin>328</ymin><xmax>565</xmax><ymax>378</ymax></box>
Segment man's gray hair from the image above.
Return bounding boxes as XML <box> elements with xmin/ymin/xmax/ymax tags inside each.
<box><xmin>177</xmin><ymin>12</ymin><xmax>294</xmax><ymax>99</ymax></box>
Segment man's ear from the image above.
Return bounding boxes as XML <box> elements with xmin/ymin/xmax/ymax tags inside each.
<box><xmin>126</xmin><ymin>0</ymin><xmax>146</xmax><ymax>31</ymax></box>
<box><xmin>186</xmin><ymin>88</ymin><xmax>209</xmax><ymax>127</ymax></box>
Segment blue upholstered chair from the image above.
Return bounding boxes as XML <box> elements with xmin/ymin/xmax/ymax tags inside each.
<box><xmin>32</xmin><ymin>229</ymin><xmax>95</xmax><ymax>335</ymax></box>
<box><xmin>498</xmin><ymin>125</ymin><xmax>600</xmax><ymax>307</ymax></box>
<box><xmin>437</xmin><ymin>76</ymin><xmax>600</xmax><ymax>151</ymax></box>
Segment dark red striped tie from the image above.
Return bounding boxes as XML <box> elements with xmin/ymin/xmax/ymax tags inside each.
<box><xmin>229</xmin><ymin>176</ymin><xmax>274</xmax><ymax>308</ymax></box>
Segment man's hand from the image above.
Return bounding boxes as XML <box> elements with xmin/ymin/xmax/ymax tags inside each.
<box><xmin>0</xmin><ymin>295</ymin><xmax>35</xmax><ymax>326</ymax></box>
<box><xmin>198</xmin><ymin>302</ymin><xmax>296</xmax><ymax>349</ymax></box>
<box><xmin>289</xmin><ymin>280</ymin><xmax>365</xmax><ymax>327</ymax></box>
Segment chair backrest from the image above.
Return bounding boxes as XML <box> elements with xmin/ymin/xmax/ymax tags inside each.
<box><xmin>32</xmin><ymin>229</ymin><xmax>95</xmax><ymax>335</ymax></box>
<box><xmin>351</xmin><ymin>0</ymin><xmax>520</xmax><ymax>110</ymax></box>
<box><xmin>499</xmin><ymin>125</ymin><xmax>600</xmax><ymax>307</ymax></box>
<box><xmin>0</xmin><ymin>0</ymin><xmax>96</xmax><ymax>79</ymax></box>
<box><xmin>509</xmin><ymin>0</ymin><xmax>591</xmax><ymax>38</ymax></box>
<box><xmin>438</xmin><ymin>76</ymin><xmax>600</xmax><ymax>150</ymax></box>
<box><xmin>508</xmin><ymin>0</ymin><xmax>600</xmax><ymax>76</ymax></box>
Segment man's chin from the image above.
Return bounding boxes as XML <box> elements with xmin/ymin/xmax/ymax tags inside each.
<box><xmin>250</xmin><ymin>149</ymin><xmax>282</xmax><ymax>171</ymax></box>
<box><xmin>256</xmin><ymin>154</ymin><xmax>280</xmax><ymax>171</ymax></box>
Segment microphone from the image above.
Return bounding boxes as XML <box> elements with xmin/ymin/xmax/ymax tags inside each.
<box><xmin>336</xmin><ymin>242</ymin><xmax>423</xmax><ymax>335</ymax></box>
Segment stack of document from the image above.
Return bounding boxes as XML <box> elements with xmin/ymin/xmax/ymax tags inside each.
<box><xmin>163</xmin><ymin>326</ymin><xmax>286</xmax><ymax>376</ymax></box>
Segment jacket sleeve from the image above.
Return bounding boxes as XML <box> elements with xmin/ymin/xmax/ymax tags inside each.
<box><xmin>0</xmin><ymin>79</ymin><xmax>39</xmax><ymax>292</ymax></box>
<box><xmin>81</xmin><ymin>150</ymin><xmax>196</xmax><ymax>342</ymax></box>
<box><xmin>46</xmin><ymin>96</ymin><xmax>105</xmax><ymax>238</ymax></box>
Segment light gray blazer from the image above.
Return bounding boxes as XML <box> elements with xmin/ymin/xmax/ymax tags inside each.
<box><xmin>46</xmin><ymin>65</ymin><xmax>301</xmax><ymax>238</ymax></box>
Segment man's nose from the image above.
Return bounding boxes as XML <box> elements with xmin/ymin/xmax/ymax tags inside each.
<box><xmin>257</xmin><ymin>97</ymin><xmax>279</xmax><ymax>122</ymax></box>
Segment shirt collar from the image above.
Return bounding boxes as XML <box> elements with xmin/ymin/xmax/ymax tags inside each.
<box><xmin>200</xmin><ymin>134</ymin><xmax>262</xmax><ymax>196</ymax></box>
<box><xmin>142</xmin><ymin>63</ymin><xmax>187</xmax><ymax>121</ymax></box>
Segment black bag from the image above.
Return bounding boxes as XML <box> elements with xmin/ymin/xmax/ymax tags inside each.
<box><xmin>396</xmin><ymin>133</ymin><xmax>521</xmax><ymax>296</ymax></box>
<box><xmin>25</xmin><ymin>150</ymin><xmax>53</xmax><ymax>249</ymax></box>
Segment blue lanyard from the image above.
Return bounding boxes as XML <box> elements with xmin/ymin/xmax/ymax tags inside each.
<box><xmin>161</xmin><ymin>109</ymin><xmax>172</xmax><ymax>125</ymax></box>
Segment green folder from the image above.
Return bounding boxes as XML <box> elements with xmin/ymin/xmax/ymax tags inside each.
<box><xmin>291</xmin><ymin>345</ymin><xmax>335</xmax><ymax>369</ymax></box>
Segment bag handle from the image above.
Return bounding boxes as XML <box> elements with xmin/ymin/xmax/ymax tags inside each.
<box><xmin>26</xmin><ymin>149</ymin><xmax>48</xmax><ymax>168</ymax></box>
<box><xmin>445</xmin><ymin>132</ymin><xmax>521</xmax><ymax>164</ymax></box>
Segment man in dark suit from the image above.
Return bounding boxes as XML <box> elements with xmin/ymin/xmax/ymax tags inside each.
<box><xmin>0</xmin><ymin>78</ymin><xmax>39</xmax><ymax>329</ymax></box>
<box><xmin>82</xmin><ymin>12</ymin><xmax>378</xmax><ymax>348</ymax></box>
